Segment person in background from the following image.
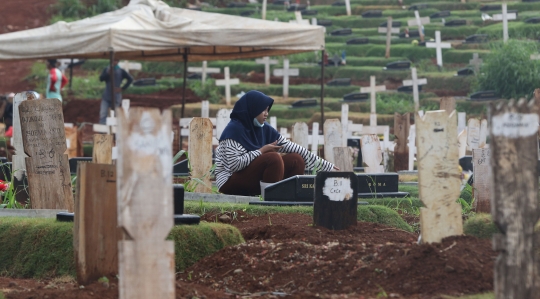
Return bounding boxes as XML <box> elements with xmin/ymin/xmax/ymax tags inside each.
<box><xmin>99</xmin><ymin>59</ymin><xmax>133</xmax><ymax>124</ymax></box>
<box><xmin>46</xmin><ymin>59</ymin><xmax>68</xmax><ymax>102</ymax></box>
<box><xmin>215</xmin><ymin>90</ymin><xmax>338</xmax><ymax>196</ymax></box>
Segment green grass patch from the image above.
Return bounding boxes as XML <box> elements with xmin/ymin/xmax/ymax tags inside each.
<box><xmin>184</xmin><ymin>201</ymin><xmax>413</xmax><ymax>232</ymax></box>
<box><xmin>463</xmin><ymin>213</ymin><xmax>499</xmax><ymax>240</ymax></box>
<box><xmin>0</xmin><ymin>218</ymin><xmax>244</xmax><ymax>278</ymax></box>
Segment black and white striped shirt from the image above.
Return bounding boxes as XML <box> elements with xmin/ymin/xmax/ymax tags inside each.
<box><xmin>215</xmin><ymin>135</ymin><xmax>334</xmax><ymax>189</ymax></box>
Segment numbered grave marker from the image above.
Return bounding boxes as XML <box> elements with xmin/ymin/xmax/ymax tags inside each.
<box><xmin>92</xmin><ymin>134</ymin><xmax>114</xmax><ymax>164</ymax></box>
<box><xmin>472</xmin><ymin>148</ymin><xmax>491</xmax><ymax>213</ymax></box>
<box><xmin>361</xmin><ymin>134</ymin><xmax>384</xmax><ymax>173</ymax></box>
<box><xmin>20</xmin><ymin>98</ymin><xmax>73</xmax><ymax>211</ymax></box>
<box><xmin>416</xmin><ymin>110</ymin><xmax>463</xmax><ymax>243</ymax></box>
<box><xmin>188</xmin><ymin>118</ymin><xmax>213</xmax><ymax>193</ymax></box>
<box><xmin>313</xmin><ymin>172</ymin><xmax>358</xmax><ymax>230</ymax></box>
<box><xmin>394</xmin><ymin>113</ymin><xmax>410</xmax><ymax>171</ymax></box>
<box><xmin>293</xmin><ymin>122</ymin><xmax>309</xmax><ymax>149</ymax></box>
<box><xmin>323</xmin><ymin>119</ymin><xmax>343</xmax><ymax>164</ymax></box>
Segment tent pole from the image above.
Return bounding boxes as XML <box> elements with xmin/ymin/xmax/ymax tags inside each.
<box><xmin>69</xmin><ymin>58</ymin><xmax>73</xmax><ymax>91</ymax></box>
<box><xmin>180</xmin><ymin>52</ymin><xmax>188</xmax><ymax>150</ymax></box>
<box><xmin>320</xmin><ymin>49</ymin><xmax>325</xmax><ymax>131</ymax></box>
<box><xmin>109</xmin><ymin>49</ymin><xmax>116</xmax><ymax>112</ymax></box>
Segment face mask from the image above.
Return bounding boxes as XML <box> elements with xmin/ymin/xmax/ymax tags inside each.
<box><xmin>253</xmin><ymin>118</ymin><xmax>265</xmax><ymax>127</ymax></box>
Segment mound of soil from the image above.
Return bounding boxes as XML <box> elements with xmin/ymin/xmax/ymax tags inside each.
<box><xmin>2</xmin><ymin>212</ymin><xmax>496</xmax><ymax>299</ymax></box>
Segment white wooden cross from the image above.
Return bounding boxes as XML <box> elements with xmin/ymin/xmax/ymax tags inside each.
<box><xmin>118</xmin><ymin>60</ymin><xmax>142</xmax><ymax>73</ymax></box>
<box><xmin>341</xmin><ymin>103</ymin><xmax>349</xmax><ymax>147</ymax></box>
<box><xmin>201</xmin><ymin>100</ymin><xmax>209</xmax><ymax>118</ymax></box>
<box><xmin>345</xmin><ymin>0</ymin><xmax>351</xmax><ymax>16</ymax></box>
<box><xmin>273</xmin><ymin>59</ymin><xmax>299</xmax><ymax>100</ymax></box>
<box><xmin>289</xmin><ymin>11</ymin><xmax>310</xmax><ymax>25</ymax></box>
<box><xmin>262</xmin><ymin>0</ymin><xmax>267</xmax><ymax>20</ymax></box>
<box><xmin>408</xmin><ymin>124</ymin><xmax>416</xmax><ymax>171</ymax></box>
<box><xmin>188</xmin><ymin>61</ymin><xmax>220</xmax><ymax>84</ymax></box>
<box><xmin>458</xmin><ymin>112</ymin><xmax>466</xmax><ymax>135</ymax></box>
<box><xmin>402</xmin><ymin>68</ymin><xmax>427</xmax><ymax>112</ymax></box>
<box><xmin>292</xmin><ymin>122</ymin><xmax>309</xmax><ymax>149</ymax></box>
<box><xmin>215</xmin><ymin>67</ymin><xmax>240</xmax><ymax>106</ymax></box>
<box><xmin>466</xmin><ymin>118</ymin><xmax>481</xmax><ymax>151</ymax></box>
<box><xmin>310</xmin><ymin>122</ymin><xmax>321</xmax><ymax>155</ymax></box>
<box><xmin>493</xmin><ymin>4</ymin><xmax>516</xmax><ymax>43</ymax></box>
<box><xmin>407</xmin><ymin>10</ymin><xmax>430</xmax><ymax>42</ymax></box>
<box><xmin>270</xmin><ymin>116</ymin><xmax>277</xmax><ymax>128</ymax></box>
<box><xmin>255</xmin><ymin>56</ymin><xmax>278</xmax><ymax>86</ymax></box>
<box><xmin>379</xmin><ymin>17</ymin><xmax>399</xmax><ymax>58</ymax></box>
<box><xmin>215</xmin><ymin>108</ymin><xmax>232</xmax><ymax>142</ymax></box>
<box><xmin>426</xmin><ymin>31</ymin><xmax>451</xmax><ymax>67</ymax></box>
<box><xmin>360</xmin><ymin>76</ymin><xmax>386</xmax><ymax>127</ymax></box>
<box><xmin>469</xmin><ymin>53</ymin><xmax>483</xmax><ymax>75</ymax></box>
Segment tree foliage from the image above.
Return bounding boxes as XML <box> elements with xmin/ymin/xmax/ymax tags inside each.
<box><xmin>475</xmin><ymin>40</ymin><xmax>540</xmax><ymax>99</ymax></box>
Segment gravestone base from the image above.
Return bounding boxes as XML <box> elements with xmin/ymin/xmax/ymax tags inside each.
<box><xmin>313</xmin><ymin>172</ymin><xmax>358</xmax><ymax>230</ymax></box>
<box><xmin>174</xmin><ymin>214</ymin><xmax>200</xmax><ymax>225</ymax></box>
<box><xmin>358</xmin><ymin>191</ymin><xmax>409</xmax><ymax>198</ymax></box>
<box><xmin>56</xmin><ymin>212</ymin><xmax>74</xmax><ymax>222</ymax></box>
<box><xmin>249</xmin><ymin>201</ymin><xmax>369</xmax><ymax>207</ymax></box>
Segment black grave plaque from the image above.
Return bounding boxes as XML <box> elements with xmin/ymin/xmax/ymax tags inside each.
<box><xmin>327</xmin><ymin>78</ymin><xmax>351</xmax><ymax>86</ymax></box>
<box><xmin>313</xmin><ymin>172</ymin><xmax>358</xmax><ymax>230</ymax></box>
<box><xmin>68</xmin><ymin>157</ymin><xmax>92</xmax><ymax>175</ymax></box>
<box><xmin>445</xmin><ymin>19</ymin><xmax>467</xmax><ymax>27</ymax></box>
<box><xmin>287</xmin><ymin>4</ymin><xmax>306</xmax><ymax>11</ymax></box>
<box><xmin>317</xmin><ymin>19</ymin><xmax>332</xmax><ymax>26</ymax></box>
<box><xmin>227</xmin><ymin>2</ymin><xmax>246</xmax><ymax>7</ymax></box>
<box><xmin>240</xmin><ymin>10</ymin><xmax>255</xmax><ymax>16</ymax></box>
<box><xmin>332</xmin><ymin>1</ymin><xmax>345</xmax><ymax>6</ymax></box>
<box><xmin>385</xmin><ymin>60</ymin><xmax>411</xmax><ymax>70</ymax></box>
<box><xmin>187</xmin><ymin>73</ymin><xmax>202</xmax><ymax>80</ymax></box>
<box><xmin>362</xmin><ymin>10</ymin><xmax>382</xmax><ymax>18</ymax></box>
<box><xmin>133</xmin><ymin>78</ymin><xmax>157</xmax><ymax>86</ymax></box>
<box><xmin>301</xmin><ymin>9</ymin><xmax>317</xmax><ymax>15</ymax></box>
<box><xmin>357</xmin><ymin>173</ymin><xmax>398</xmax><ymax>193</ymax></box>
<box><xmin>379</xmin><ymin>21</ymin><xmax>401</xmax><ymax>28</ymax></box>
<box><xmin>464</xmin><ymin>34</ymin><xmax>488</xmax><ymax>44</ymax></box>
<box><xmin>408</xmin><ymin>3</ymin><xmax>428</xmax><ymax>10</ymax></box>
<box><xmin>468</xmin><ymin>90</ymin><xmax>499</xmax><ymax>101</ymax></box>
<box><xmin>291</xmin><ymin>99</ymin><xmax>318</xmax><ymax>108</ymax></box>
<box><xmin>173</xmin><ymin>160</ymin><xmax>189</xmax><ymax>176</ymax></box>
<box><xmin>331</xmin><ymin>28</ymin><xmax>353</xmax><ymax>36</ymax></box>
<box><xmin>273</xmin><ymin>0</ymin><xmax>286</xmax><ymax>4</ymax></box>
<box><xmin>397</xmin><ymin>85</ymin><xmax>423</xmax><ymax>93</ymax></box>
<box><xmin>525</xmin><ymin>17</ymin><xmax>540</xmax><ymax>24</ymax></box>
<box><xmin>417</xmin><ymin>41</ymin><xmax>427</xmax><ymax>47</ymax></box>
<box><xmin>346</xmin><ymin>37</ymin><xmax>369</xmax><ymax>45</ymax></box>
<box><xmin>479</xmin><ymin>5</ymin><xmax>499</xmax><ymax>11</ymax></box>
<box><xmin>456</xmin><ymin>68</ymin><xmax>474</xmax><ymax>76</ymax></box>
<box><xmin>459</xmin><ymin>156</ymin><xmax>473</xmax><ymax>173</ymax></box>
<box><xmin>264</xmin><ymin>175</ymin><xmax>316</xmax><ymax>202</ymax></box>
<box><xmin>343</xmin><ymin>92</ymin><xmax>369</xmax><ymax>102</ymax></box>
<box><xmin>430</xmin><ymin>10</ymin><xmax>451</xmax><ymax>19</ymax></box>
<box><xmin>0</xmin><ymin>162</ymin><xmax>11</xmax><ymax>182</ymax></box>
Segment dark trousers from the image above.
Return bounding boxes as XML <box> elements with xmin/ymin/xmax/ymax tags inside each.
<box><xmin>220</xmin><ymin>152</ymin><xmax>305</xmax><ymax>196</ymax></box>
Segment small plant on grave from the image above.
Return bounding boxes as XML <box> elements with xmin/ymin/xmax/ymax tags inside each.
<box><xmin>174</xmin><ymin>150</ymin><xmax>217</xmax><ymax>193</ymax></box>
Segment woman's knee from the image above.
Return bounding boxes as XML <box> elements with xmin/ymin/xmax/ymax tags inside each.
<box><xmin>261</xmin><ymin>152</ymin><xmax>283</xmax><ymax>165</ymax></box>
<box><xmin>284</xmin><ymin>153</ymin><xmax>305</xmax><ymax>166</ymax></box>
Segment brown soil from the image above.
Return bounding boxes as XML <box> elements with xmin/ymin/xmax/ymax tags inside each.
<box><xmin>3</xmin><ymin>212</ymin><xmax>496</xmax><ymax>299</ymax></box>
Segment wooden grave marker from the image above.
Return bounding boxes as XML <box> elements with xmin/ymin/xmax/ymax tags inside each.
<box><xmin>313</xmin><ymin>172</ymin><xmax>358</xmax><ymax>230</ymax></box>
<box><xmin>116</xmin><ymin>107</ymin><xmax>175</xmax><ymax>299</ymax></box>
<box><xmin>439</xmin><ymin>97</ymin><xmax>456</xmax><ymax>114</ymax></box>
<box><xmin>426</xmin><ymin>31</ymin><xmax>451</xmax><ymax>67</ymax></box>
<box><xmin>273</xmin><ymin>59</ymin><xmax>299</xmax><ymax>100</ymax></box>
<box><xmin>255</xmin><ymin>56</ymin><xmax>278</xmax><ymax>86</ymax></box>
<box><xmin>333</xmin><ymin>147</ymin><xmax>353</xmax><ymax>172</ymax></box>
<box><xmin>416</xmin><ymin>110</ymin><xmax>463</xmax><ymax>243</ymax></box>
<box><xmin>493</xmin><ymin>3</ymin><xmax>516</xmax><ymax>43</ymax></box>
<box><xmin>394</xmin><ymin>112</ymin><xmax>410</xmax><ymax>171</ymax></box>
<box><xmin>458</xmin><ymin>128</ymin><xmax>468</xmax><ymax>158</ymax></box>
<box><xmin>19</xmin><ymin>98</ymin><xmax>73</xmax><ymax>211</ymax></box>
<box><xmin>361</xmin><ymin>134</ymin><xmax>384</xmax><ymax>173</ymax></box>
<box><xmin>216</xmin><ymin>108</ymin><xmax>232</xmax><ymax>141</ymax></box>
<box><xmin>408</xmin><ymin>124</ymin><xmax>416</xmax><ymax>171</ymax></box>
<box><xmin>293</xmin><ymin>122</ymin><xmax>309</xmax><ymax>149</ymax></box>
<box><xmin>458</xmin><ymin>112</ymin><xmax>466</xmax><ymax>134</ymax></box>
<box><xmin>215</xmin><ymin>67</ymin><xmax>239</xmax><ymax>106</ymax></box>
<box><xmin>64</xmin><ymin>124</ymin><xmax>78</xmax><ymax>158</ymax></box>
<box><xmin>467</xmin><ymin>118</ymin><xmax>481</xmax><ymax>151</ymax></box>
<box><xmin>472</xmin><ymin>148</ymin><xmax>491</xmax><ymax>213</ymax></box>
<box><xmin>479</xmin><ymin>119</ymin><xmax>488</xmax><ymax>148</ymax></box>
<box><xmin>341</xmin><ymin>103</ymin><xmax>349</xmax><ymax>146</ymax></box>
<box><xmin>13</xmin><ymin>92</ymin><xmax>39</xmax><ymax>181</ymax></box>
<box><xmin>403</xmin><ymin>68</ymin><xmax>427</xmax><ymax>112</ymax></box>
<box><xmin>188</xmin><ymin>117</ymin><xmax>213</xmax><ymax>193</ymax></box>
<box><xmin>74</xmin><ymin>162</ymin><xmax>120</xmax><ymax>284</ymax></box>
<box><xmin>407</xmin><ymin>10</ymin><xmax>430</xmax><ymax>42</ymax></box>
<box><xmin>311</xmin><ymin>122</ymin><xmax>320</xmax><ymax>155</ymax></box>
<box><xmin>201</xmin><ymin>100</ymin><xmax>209</xmax><ymax>118</ymax></box>
<box><xmin>323</xmin><ymin>119</ymin><xmax>343</xmax><ymax>164</ymax></box>
<box><xmin>489</xmin><ymin>99</ymin><xmax>540</xmax><ymax>299</ymax></box>
<box><xmin>92</xmin><ymin>134</ymin><xmax>114</xmax><ymax>164</ymax></box>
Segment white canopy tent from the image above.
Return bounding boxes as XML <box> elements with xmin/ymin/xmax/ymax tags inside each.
<box><xmin>0</xmin><ymin>0</ymin><xmax>327</xmax><ymax>125</ymax></box>
<box><xmin>0</xmin><ymin>0</ymin><xmax>324</xmax><ymax>62</ymax></box>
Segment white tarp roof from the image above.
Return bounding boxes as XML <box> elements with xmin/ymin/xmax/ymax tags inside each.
<box><xmin>0</xmin><ymin>0</ymin><xmax>325</xmax><ymax>62</ymax></box>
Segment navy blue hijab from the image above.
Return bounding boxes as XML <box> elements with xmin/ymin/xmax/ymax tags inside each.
<box><xmin>219</xmin><ymin>90</ymin><xmax>280</xmax><ymax>151</ymax></box>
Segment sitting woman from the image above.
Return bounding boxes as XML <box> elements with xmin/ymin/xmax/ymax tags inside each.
<box><xmin>215</xmin><ymin>90</ymin><xmax>337</xmax><ymax>196</ymax></box>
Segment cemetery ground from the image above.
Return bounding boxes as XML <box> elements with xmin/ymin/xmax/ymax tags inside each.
<box><xmin>0</xmin><ymin>184</ymin><xmax>500</xmax><ymax>299</ymax></box>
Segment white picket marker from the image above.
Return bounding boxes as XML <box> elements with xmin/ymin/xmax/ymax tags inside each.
<box><xmin>469</xmin><ymin>53</ymin><xmax>483</xmax><ymax>75</ymax></box>
<box><xmin>270</xmin><ymin>116</ymin><xmax>277</xmax><ymax>129</ymax></box>
<box><xmin>290</xmin><ymin>11</ymin><xmax>310</xmax><ymax>25</ymax></box>
<box><xmin>458</xmin><ymin>112</ymin><xmax>467</xmax><ymax>135</ymax></box>
<box><xmin>479</xmin><ymin>119</ymin><xmax>488</xmax><ymax>148</ymax></box>
<box><xmin>215</xmin><ymin>67</ymin><xmax>240</xmax><ymax>106</ymax></box>
<box><xmin>403</xmin><ymin>68</ymin><xmax>427</xmax><ymax>112</ymax></box>
<box><xmin>201</xmin><ymin>100</ymin><xmax>209</xmax><ymax>118</ymax></box>
<box><xmin>273</xmin><ymin>59</ymin><xmax>299</xmax><ymax>99</ymax></box>
<box><xmin>341</xmin><ymin>103</ymin><xmax>349</xmax><ymax>147</ymax></box>
<box><xmin>408</xmin><ymin>124</ymin><xmax>416</xmax><ymax>171</ymax></box>
<box><xmin>323</xmin><ymin>119</ymin><xmax>343</xmax><ymax>165</ymax></box>
<box><xmin>467</xmin><ymin>118</ymin><xmax>481</xmax><ymax>151</ymax></box>
<box><xmin>188</xmin><ymin>61</ymin><xmax>220</xmax><ymax>84</ymax></box>
<box><xmin>215</xmin><ymin>109</ymin><xmax>232</xmax><ymax>141</ymax></box>
<box><xmin>426</xmin><ymin>31</ymin><xmax>451</xmax><ymax>67</ymax></box>
<box><xmin>255</xmin><ymin>56</ymin><xmax>278</xmax><ymax>86</ymax></box>
<box><xmin>311</xmin><ymin>122</ymin><xmax>319</xmax><ymax>155</ymax></box>
<box><xmin>361</xmin><ymin>135</ymin><xmax>384</xmax><ymax>173</ymax></box>
<box><xmin>262</xmin><ymin>0</ymin><xmax>267</xmax><ymax>20</ymax></box>
<box><xmin>121</xmin><ymin>99</ymin><xmax>130</xmax><ymax>117</ymax></box>
<box><xmin>293</xmin><ymin>122</ymin><xmax>309</xmax><ymax>149</ymax></box>
<box><xmin>345</xmin><ymin>0</ymin><xmax>351</xmax><ymax>16</ymax></box>
<box><xmin>493</xmin><ymin>3</ymin><xmax>516</xmax><ymax>43</ymax></box>
<box><xmin>360</xmin><ymin>76</ymin><xmax>386</xmax><ymax>127</ymax></box>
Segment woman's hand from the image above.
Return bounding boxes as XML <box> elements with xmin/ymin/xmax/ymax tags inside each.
<box><xmin>259</xmin><ymin>141</ymin><xmax>282</xmax><ymax>153</ymax></box>
<box><xmin>333</xmin><ymin>165</ymin><xmax>340</xmax><ymax>171</ymax></box>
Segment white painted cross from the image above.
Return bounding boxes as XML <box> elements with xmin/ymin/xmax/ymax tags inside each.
<box><xmin>311</xmin><ymin>122</ymin><xmax>320</xmax><ymax>155</ymax></box>
<box><xmin>493</xmin><ymin>4</ymin><xmax>516</xmax><ymax>43</ymax></box>
<box><xmin>289</xmin><ymin>11</ymin><xmax>310</xmax><ymax>25</ymax></box>
<box><xmin>360</xmin><ymin>76</ymin><xmax>386</xmax><ymax>127</ymax></box>
<box><xmin>345</xmin><ymin>0</ymin><xmax>351</xmax><ymax>16</ymax></box>
<box><xmin>255</xmin><ymin>56</ymin><xmax>278</xmax><ymax>86</ymax></box>
<box><xmin>426</xmin><ymin>31</ymin><xmax>451</xmax><ymax>67</ymax></box>
<box><xmin>407</xmin><ymin>10</ymin><xmax>430</xmax><ymax>42</ymax></box>
<box><xmin>469</xmin><ymin>53</ymin><xmax>483</xmax><ymax>75</ymax></box>
<box><xmin>466</xmin><ymin>118</ymin><xmax>481</xmax><ymax>151</ymax></box>
<box><xmin>215</xmin><ymin>67</ymin><xmax>240</xmax><ymax>106</ymax></box>
<box><xmin>118</xmin><ymin>60</ymin><xmax>142</xmax><ymax>73</ymax></box>
<box><xmin>270</xmin><ymin>116</ymin><xmax>277</xmax><ymax>129</ymax></box>
<box><xmin>201</xmin><ymin>100</ymin><xmax>209</xmax><ymax>118</ymax></box>
<box><xmin>273</xmin><ymin>59</ymin><xmax>299</xmax><ymax>99</ymax></box>
<box><xmin>402</xmin><ymin>68</ymin><xmax>427</xmax><ymax>112</ymax></box>
<box><xmin>408</xmin><ymin>124</ymin><xmax>416</xmax><ymax>171</ymax></box>
<box><xmin>479</xmin><ymin>119</ymin><xmax>488</xmax><ymax>148</ymax></box>
<box><xmin>262</xmin><ymin>0</ymin><xmax>267</xmax><ymax>20</ymax></box>
<box><xmin>341</xmin><ymin>103</ymin><xmax>349</xmax><ymax>147</ymax></box>
<box><xmin>215</xmin><ymin>108</ymin><xmax>232</xmax><ymax>142</ymax></box>
<box><xmin>188</xmin><ymin>61</ymin><xmax>220</xmax><ymax>84</ymax></box>
<box><xmin>458</xmin><ymin>112</ymin><xmax>467</xmax><ymax>135</ymax></box>
<box><xmin>380</xmin><ymin>17</ymin><xmax>398</xmax><ymax>58</ymax></box>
